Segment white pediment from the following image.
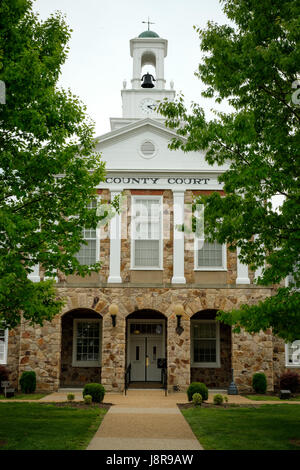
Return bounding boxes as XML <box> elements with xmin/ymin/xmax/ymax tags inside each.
<box><xmin>95</xmin><ymin>119</ymin><xmax>227</xmax><ymax>173</ymax></box>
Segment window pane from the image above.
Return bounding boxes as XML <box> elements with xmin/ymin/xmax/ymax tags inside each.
<box><xmin>132</xmin><ymin>198</ymin><xmax>161</xmax><ymax>268</ymax></box>
<box><xmin>134</xmin><ymin>240</ymin><xmax>160</xmax><ymax>267</ymax></box>
<box><xmin>75</xmin><ymin>239</ymin><xmax>96</xmax><ymax>265</ymax></box>
<box><xmin>76</xmin><ymin>322</ymin><xmax>100</xmax><ymax>362</ymax></box>
<box><xmin>194</xmin><ymin>339</ymin><xmax>216</xmax><ymax>363</ymax></box>
<box><xmin>193</xmin><ymin>323</ymin><xmax>216</xmax><ymax>339</ymax></box>
<box><xmin>198</xmin><ymin>241</ymin><xmax>223</xmax><ymax>267</ymax></box>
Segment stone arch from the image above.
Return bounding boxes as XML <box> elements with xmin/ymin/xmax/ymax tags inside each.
<box><xmin>190</xmin><ymin>309</ymin><xmax>232</xmax><ymax>389</ymax></box>
<box><xmin>60</xmin><ymin>307</ymin><xmax>103</xmax><ymax>388</ymax></box>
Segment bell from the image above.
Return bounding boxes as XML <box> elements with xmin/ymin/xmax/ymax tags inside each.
<box><xmin>141</xmin><ymin>72</ymin><xmax>156</xmax><ymax>88</ymax></box>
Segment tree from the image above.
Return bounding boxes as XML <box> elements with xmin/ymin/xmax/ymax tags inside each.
<box><xmin>0</xmin><ymin>0</ymin><xmax>109</xmax><ymax>329</ymax></box>
<box><xmin>158</xmin><ymin>0</ymin><xmax>300</xmax><ymax>342</ymax></box>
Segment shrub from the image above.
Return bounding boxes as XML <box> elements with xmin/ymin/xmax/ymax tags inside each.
<box><xmin>192</xmin><ymin>393</ymin><xmax>202</xmax><ymax>406</ymax></box>
<box><xmin>84</xmin><ymin>394</ymin><xmax>92</xmax><ymax>405</ymax></box>
<box><xmin>213</xmin><ymin>394</ymin><xmax>224</xmax><ymax>405</ymax></box>
<box><xmin>83</xmin><ymin>383</ymin><xmax>105</xmax><ymax>403</ymax></box>
<box><xmin>0</xmin><ymin>365</ymin><xmax>9</xmax><ymax>392</ymax></box>
<box><xmin>280</xmin><ymin>371</ymin><xmax>300</xmax><ymax>393</ymax></box>
<box><xmin>67</xmin><ymin>393</ymin><xmax>75</xmax><ymax>402</ymax></box>
<box><xmin>187</xmin><ymin>382</ymin><xmax>208</xmax><ymax>401</ymax></box>
<box><xmin>252</xmin><ymin>373</ymin><xmax>267</xmax><ymax>394</ymax></box>
<box><xmin>224</xmin><ymin>396</ymin><xmax>228</xmax><ymax>403</ymax></box>
<box><xmin>19</xmin><ymin>371</ymin><xmax>36</xmax><ymax>394</ymax></box>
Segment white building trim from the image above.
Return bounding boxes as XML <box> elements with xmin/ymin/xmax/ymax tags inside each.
<box><xmin>236</xmin><ymin>246</ymin><xmax>250</xmax><ymax>284</ymax></box>
<box><xmin>0</xmin><ymin>327</ymin><xmax>8</xmax><ymax>365</ymax></box>
<box><xmin>172</xmin><ymin>189</ymin><xmax>186</xmax><ymax>284</ymax></box>
<box><xmin>108</xmin><ymin>190</ymin><xmax>122</xmax><ymax>283</ymax></box>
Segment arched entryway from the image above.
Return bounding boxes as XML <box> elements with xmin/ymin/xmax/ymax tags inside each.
<box><xmin>190</xmin><ymin>309</ymin><xmax>232</xmax><ymax>389</ymax></box>
<box><xmin>126</xmin><ymin>309</ymin><xmax>167</xmax><ymax>388</ymax></box>
<box><xmin>60</xmin><ymin>308</ymin><xmax>102</xmax><ymax>388</ymax></box>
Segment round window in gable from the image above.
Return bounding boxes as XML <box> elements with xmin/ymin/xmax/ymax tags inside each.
<box><xmin>139</xmin><ymin>140</ymin><xmax>157</xmax><ymax>159</ymax></box>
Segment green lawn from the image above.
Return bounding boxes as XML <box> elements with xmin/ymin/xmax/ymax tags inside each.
<box><xmin>182</xmin><ymin>405</ymin><xmax>300</xmax><ymax>450</ymax></box>
<box><xmin>0</xmin><ymin>393</ymin><xmax>47</xmax><ymax>400</ymax></box>
<box><xmin>0</xmin><ymin>403</ymin><xmax>107</xmax><ymax>450</ymax></box>
<box><xmin>244</xmin><ymin>394</ymin><xmax>300</xmax><ymax>401</ymax></box>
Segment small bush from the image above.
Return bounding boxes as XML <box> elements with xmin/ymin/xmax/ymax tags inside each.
<box><xmin>83</xmin><ymin>383</ymin><xmax>105</xmax><ymax>403</ymax></box>
<box><xmin>192</xmin><ymin>393</ymin><xmax>202</xmax><ymax>406</ymax></box>
<box><xmin>280</xmin><ymin>371</ymin><xmax>300</xmax><ymax>393</ymax></box>
<box><xmin>187</xmin><ymin>382</ymin><xmax>208</xmax><ymax>401</ymax></box>
<box><xmin>84</xmin><ymin>394</ymin><xmax>92</xmax><ymax>405</ymax></box>
<box><xmin>252</xmin><ymin>373</ymin><xmax>267</xmax><ymax>394</ymax></box>
<box><xmin>20</xmin><ymin>371</ymin><xmax>36</xmax><ymax>394</ymax></box>
<box><xmin>0</xmin><ymin>365</ymin><xmax>9</xmax><ymax>392</ymax></box>
<box><xmin>67</xmin><ymin>393</ymin><xmax>75</xmax><ymax>402</ymax></box>
<box><xmin>213</xmin><ymin>394</ymin><xmax>224</xmax><ymax>405</ymax></box>
<box><xmin>224</xmin><ymin>396</ymin><xmax>228</xmax><ymax>403</ymax></box>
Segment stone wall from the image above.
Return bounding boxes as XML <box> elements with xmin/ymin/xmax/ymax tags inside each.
<box><xmin>12</xmin><ymin>285</ymin><xmax>276</xmax><ymax>392</ymax></box>
<box><xmin>6</xmin><ymin>327</ymin><xmax>21</xmax><ymax>389</ymax></box>
<box><xmin>18</xmin><ymin>315</ymin><xmax>61</xmax><ymax>392</ymax></box>
<box><xmin>232</xmin><ymin>328</ymin><xmax>274</xmax><ymax>392</ymax></box>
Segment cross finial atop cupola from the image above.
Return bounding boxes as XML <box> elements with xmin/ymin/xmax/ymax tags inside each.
<box><xmin>142</xmin><ymin>16</ymin><xmax>155</xmax><ymax>31</ymax></box>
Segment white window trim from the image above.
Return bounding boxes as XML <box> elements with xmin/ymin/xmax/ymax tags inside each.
<box><xmin>191</xmin><ymin>320</ymin><xmax>221</xmax><ymax>368</ymax></box>
<box><xmin>285</xmin><ymin>343</ymin><xmax>300</xmax><ymax>368</ymax></box>
<box><xmin>0</xmin><ymin>328</ymin><xmax>8</xmax><ymax>365</ymax></box>
<box><xmin>72</xmin><ymin>319</ymin><xmax>102</xmax><ymax>367</ymax></box>
<box><xmin>130</xmin><ymin>195</ymin><xmax>163</xmax><ymax>271</ymax></box>
<box><xmin>194</xmin><ymin>238</ymin><xmax>227</xmax><ymax>271</ymax></box>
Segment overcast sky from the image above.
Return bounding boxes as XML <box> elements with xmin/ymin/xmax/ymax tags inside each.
<box><xmin>32</xmin><ymin>0</ymin><xmax>230</xmax><ymax>137</ymax></box>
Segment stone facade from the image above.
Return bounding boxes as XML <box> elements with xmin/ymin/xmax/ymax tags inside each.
<box><xmin>6</xmin><ymin>284</ymin><xmax>292</xmax><ymax>394</ymax></box>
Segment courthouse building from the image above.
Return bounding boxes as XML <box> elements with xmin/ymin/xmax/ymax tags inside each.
<box><xmin>1</xmin><ymin>29</ymin><xmax>298</xmax><ymax>393</ymax></box>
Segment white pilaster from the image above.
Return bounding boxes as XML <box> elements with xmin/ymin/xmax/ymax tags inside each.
<box><xmin>172</xmin><ymin>189</ymin><xmax>186</xmax><ymax>284</ymax></box>
<box><xmin>108</xmin><ymin>189</ymin><xmax>122</xmax><ymax>283</ymax></box>
<box><xmin>236</xmin><ymin>246</ymin><xmax>250</xmax><ymax>284</ymax></box>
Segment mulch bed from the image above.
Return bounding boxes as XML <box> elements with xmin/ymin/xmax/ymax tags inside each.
<box><xmin>40</xmin><ymin>402</ymin><xmax>112</xmax><ymax>410</ymax></box>
<box><xmin>177</xmin><ymin>403</ymin><xmax>261</xmax><ymax>409</ymax></box>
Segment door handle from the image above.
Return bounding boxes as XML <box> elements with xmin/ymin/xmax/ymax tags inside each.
<box><xmin>146</xmin><ymin>355</ymin><xmax>149</xmax><ymax>367</ymax></box>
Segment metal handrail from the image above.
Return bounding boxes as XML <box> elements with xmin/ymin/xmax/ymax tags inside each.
<box><xmin>124</xmin><ymin>363</ymin><xmax>131</xmax><ymax>395</ymax></box>
<box><xmin>161</xmin><ymin>367</ymin><xmax>168</xmax><ymax>396</ymax></box>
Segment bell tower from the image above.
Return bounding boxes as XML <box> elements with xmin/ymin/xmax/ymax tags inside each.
<box><xmin>112</xmin><ymin>27</ymin><xmax>175</xmax><ymax>126</ymax></box>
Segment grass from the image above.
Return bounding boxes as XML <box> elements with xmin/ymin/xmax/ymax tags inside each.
<box><xmin>182</xmin><ymin>404</ymin><xmax>300</xmax><ymax>450</ymax></box>
<box><xmin>244</xmin><ymin>394</ymin><xmax>300</xmax><ymax>401</ymax></box>
<box><xmin>0</xmin><ymin>393</ymin><xmax>47</xmax><ymax>400</ymax></box>
<box><xmin>0</xmin><ymin>402</ymin><xmax>107</xmax><ymax>450</ymax></box>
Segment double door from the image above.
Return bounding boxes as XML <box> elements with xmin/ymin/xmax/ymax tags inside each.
<box><xmin>129</xmin><ymin>335</ymin><xmax>164</xmax><ymax>382</ymax></box>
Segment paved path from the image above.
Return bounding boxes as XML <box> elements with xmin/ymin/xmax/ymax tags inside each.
<box><xmin>86</xmin><ymin>390</ymin><xmax>203</xmax><ymax>450</ymax></box>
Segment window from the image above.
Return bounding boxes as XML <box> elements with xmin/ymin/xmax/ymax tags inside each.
<box><xmin>285</xmin><ymin>341</ymin><xmax>300</xmax><ymax>367</ymax></box>
<box><xmin>131</xmin><ymin>196</ymin><xmax>162</xmax><ymax>269</ymax></box>
<box><xmin>191</xmin><ymin>321</ymin><xmax>220</xmax><ymax>367</ymax></box>
<box><xmin>0</xmin><ymin>327</ymin><xmax>8</xmax><ymax>364</ymax></box>
<box><xmin>72</xmin><ymin>319</ymin><xmax>102</xmax><ymax>367</ymax></box>
<box><xmin>195</xmin><ymin>239</ymin><xmax>226</xmax><ymax>270</ymax></box>
<box><xmin>75</xmin><ymin>199</ymin><xmax>100</xmax><ymax>266</ymax></box>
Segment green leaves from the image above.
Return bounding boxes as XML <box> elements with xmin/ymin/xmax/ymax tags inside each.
<box><xmin>0</xmin><ymin>1</ymin><xmax>107</xmax><ymax>328</ymax></box>
<box><xmin>159</xmin><ymin>0</ymin><xmax>300</xmax><ymax>338</ymax></box>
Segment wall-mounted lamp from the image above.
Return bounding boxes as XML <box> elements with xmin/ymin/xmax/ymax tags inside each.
<box><xmin>109</xmin><ymin>304</ymin><xmax>119</xmax><ymax>327</ymax></box>
<box><xmin>174</xmin><ymin>304</ymin><xmax>184</xmax><ymax>335</ymax></box>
